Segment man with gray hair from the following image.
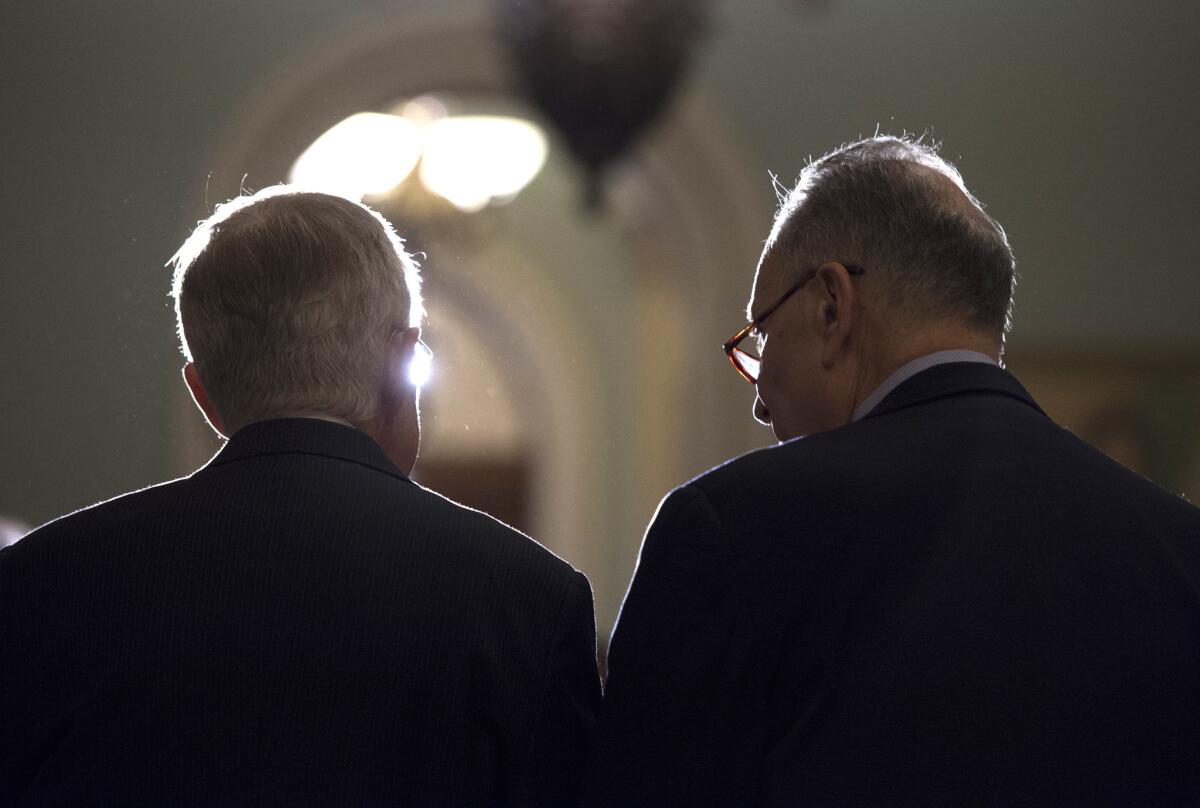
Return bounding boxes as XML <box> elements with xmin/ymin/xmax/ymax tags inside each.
<box><xmin>0</xmin><ymin>188</ymin><xmax>601</xmax><ymax>805</ymax></box>
<box><xmin>585</xmin><ymin>136</ymin><xmax>1200</xmax><ymax>806</ymax></box>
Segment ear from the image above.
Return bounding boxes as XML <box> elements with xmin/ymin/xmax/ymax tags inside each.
<box><xmin>814</xmin><ymin>261</ymin><xmax>858</xmax><ymax>368</ymax></box>
<box><xmin>182</xmin><ymin>362</ymin><xmax>228</xmax><ymax>438</ymax></box>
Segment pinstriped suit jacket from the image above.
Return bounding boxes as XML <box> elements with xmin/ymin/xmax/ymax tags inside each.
<box><xmin>586</xmin><ymin>363</ymin><xmax>1200</xmax><ymax>807</ymax></box>
<box><xmin>1</xmin><ymin>418</ymin><xmax>600</xmax><ymax>806</ymax></box>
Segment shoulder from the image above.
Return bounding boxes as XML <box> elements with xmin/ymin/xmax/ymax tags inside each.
<box><xmin>638</xmin><ymin>439</ymin><xmax>829</xmax><ymax>563</ymax></box>
<box><xmin>393</xmin><ymin>485</ymin><xmax>593</xmax><ymax>654</ymax></box>
<box><xmin>674</xmin><ymin>429</ymin><xmax>859</xmax><ymax>523</ymax></box>
<box><xmin>3</xmin><ymin>475</ymin><xmax>186</xmax><ymax>555</ymax></box>
<box><xmin>403</xmin><ymin>481</ymin><xmax>586</xmax><ymax>589</ymax></box>
<box><xmin>1058</xmin><ymin>430</ymin><xmax>1200</xmax><ymax>525</ymax></box>
<box><xmin>0</xmin><ymin>478</ymin><xmax>193</xmax><ymax>600</ymax></box>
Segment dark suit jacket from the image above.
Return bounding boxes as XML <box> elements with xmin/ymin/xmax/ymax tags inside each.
<box><xmin>0</xmin><ymin>418</ymin><xmax>601</xmax><ymax>806</ymax></box>
<box><xmin>585</xmin><ymin>363</ymin><xmax>1200</xmax><ymax>807</ymax></box>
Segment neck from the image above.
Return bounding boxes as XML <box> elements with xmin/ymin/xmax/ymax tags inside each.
<box><xmin>273</xmin><ymin>411</ymin><xmax>356</xmax><ymax>428</ymax></box>
<box><xmin>848</xmin><ymin>324</ymin><xmax>1001</xmax><ymax>416</ymax></box>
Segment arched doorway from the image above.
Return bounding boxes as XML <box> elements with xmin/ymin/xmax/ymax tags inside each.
<box><xmin>168</xmin><ymin>0</ymin><xmax>772</xmax><ymax>636</ymax></box>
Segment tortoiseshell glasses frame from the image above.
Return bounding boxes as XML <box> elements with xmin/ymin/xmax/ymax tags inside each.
<box><xmin>722</xmin><ymin>264</ymin><xmax>866</xmax><ymax>384</ymax></box>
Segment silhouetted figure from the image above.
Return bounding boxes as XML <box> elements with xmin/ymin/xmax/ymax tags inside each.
<box><xmin>586</xmin><ymin>136</ymin><xmax>1200</xmax><ymax>807</ymax></box>
<box><xmin>1</xmin><ymin>188</ymin><xmax>600</xmax><ymax>806</ymax></box>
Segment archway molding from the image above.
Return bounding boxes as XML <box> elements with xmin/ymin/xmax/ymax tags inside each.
<box><xmin>174</xmin><ymin>0</ymin><xmax>773</xmax><ymax>629</ymax></box>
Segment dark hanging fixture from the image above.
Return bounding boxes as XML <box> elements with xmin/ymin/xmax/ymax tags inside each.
<box><xmin>497</xmin><ymin>0</ymin><xmax>709</xmax><ymax>209</ymax></box>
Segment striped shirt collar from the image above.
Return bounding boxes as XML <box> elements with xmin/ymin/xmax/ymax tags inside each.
<box><xmin>852</xmin><ymin>349</ymin><xmax>997</xmax><ymax>422</ymax></box>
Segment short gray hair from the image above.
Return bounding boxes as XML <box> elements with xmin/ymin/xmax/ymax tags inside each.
<box><xmin>768</xmin><ymin>135</ymin><xmax>1016</xmax><ymax>335</ymax></box>
<box><xmin>170</xmin><ymin>187</ymin><xmax>424</xmax><ymax>430</ymax></box>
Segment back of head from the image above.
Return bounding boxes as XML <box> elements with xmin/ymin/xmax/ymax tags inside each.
<box><xmin>170</xmin><ymin>188</ymin><xmax>423</xmax><ymax>432</ymax></box>
<box><xmin>770</xmin><ymin>135</ymin><xmax>1016</xmax><ymax>340</ymax></box>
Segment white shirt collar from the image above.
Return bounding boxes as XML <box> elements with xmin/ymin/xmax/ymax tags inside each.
<box><xmin>852</xmin><ymin>349</ymin><xmax>997</xmax><ymax>422</ymax></box>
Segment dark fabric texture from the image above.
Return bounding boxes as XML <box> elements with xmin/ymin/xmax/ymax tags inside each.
<box><xmin>0</xmin><ymin>418</ymin><xmax>601</xmax><ymax>807</ymax></box>
<box><xmin>585</xmin><ymin>362</ymin><xmax>1200</xmax><ymax>807</ymax></box>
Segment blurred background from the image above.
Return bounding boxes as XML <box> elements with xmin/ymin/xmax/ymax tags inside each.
<box><xmin>3</xmin><ymin>0</ymin><xmax>1199</xmax><ymax>646</ymax></box>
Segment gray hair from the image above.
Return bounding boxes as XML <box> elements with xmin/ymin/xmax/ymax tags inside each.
<box><xmin>767</xmin><ymin>135</ymin><xmax>1016</xmax><ymax>336</ymax></box>
<box><xmin>170</xmin><ymin>187</ymin><xmax>424</xmax><ymax>430</ymax></box>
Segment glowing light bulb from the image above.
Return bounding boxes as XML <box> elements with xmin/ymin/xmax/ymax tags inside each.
<box><xmin>419</xmin><ymin>116</ymin><xmax>548</xmax><ymax>211</ymax></box>
<box><xmin>408</xmin><ymin>341</ymin><xmax>433</xmax><ymax>387</ymax></box>
<box><xmin>289</xmin><ymin>112</ymin><xmax>422</xmax><ymax>201</ymax></box>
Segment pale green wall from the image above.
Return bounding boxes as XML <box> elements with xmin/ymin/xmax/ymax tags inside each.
<box><xmin>3</xmin><ymin>0</ymin><xmax>1198</xmax><ymax>528</ymax></box>
<box><xmin>699</xmin><ymin>0</ymin><xmax>1200</xmax><ymax>344</ymax></box>
<box><xmin>1</xmin><ymin>1</ymin><xmax>369</xmax><ymax>525</ymax></box>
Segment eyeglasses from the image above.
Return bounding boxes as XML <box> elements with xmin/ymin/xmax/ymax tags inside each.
<box><xmin>722</xmin><ymin>264</ymin><xmax>865</xmax><ymax>384</ymax></box>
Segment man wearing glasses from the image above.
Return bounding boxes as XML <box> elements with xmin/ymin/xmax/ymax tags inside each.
<box><xmin>585</xmin><ymin>136</ymin><xmax>1200</xmax><ymax>806</ymax></box>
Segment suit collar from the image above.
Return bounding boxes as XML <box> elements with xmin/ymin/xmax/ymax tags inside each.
<box><xmin>862</xmin><ymin>361</ymin><xmax>1046</xmax><ymax>421</ymax></box>
<box><xmin>207</xmin><ymin>417</ymin><xmax>412</xmax><ymax>482</ymax></box>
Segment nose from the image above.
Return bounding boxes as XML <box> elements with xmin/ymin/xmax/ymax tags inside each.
<box><xmin>753</xmin><ymin>394</ymin><xmax>771</xmax><ymax>425</ymax></box>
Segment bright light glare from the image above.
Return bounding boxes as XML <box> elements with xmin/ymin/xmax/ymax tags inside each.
<box><xmin>402</xmin><ymin>95</ymin><xmax>448</xmax><ymax>126</ymax></box>
<box><xmin>289</xmin><ymin>113</ymin><xmax>422</xmax><ymax>201</ymax></box>
<box><xmin>408</xmin><ymin>341</ymin><xmax>433</xmax><ymax>387</ymax></box>
<box><xmin>419</xmin><ymin>116</ymin><xmax>548</xmax><ymax>212</ymax></box>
